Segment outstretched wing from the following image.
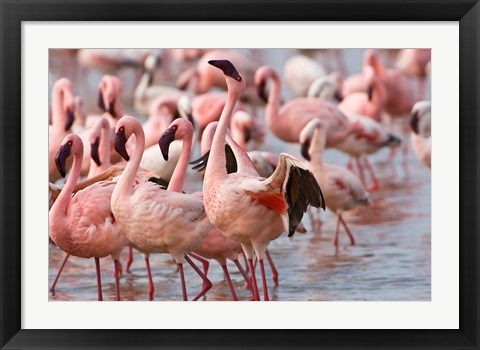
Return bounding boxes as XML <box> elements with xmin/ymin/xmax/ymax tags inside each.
<box><xmin>190</xmin><ymin>144</ymin><xmax>237</xmax><ymax>174</ymax></box>
<box><xmin>263</xmin><ymin>153</ymin><xmax>325</xmax><ymax>237</ymax></box>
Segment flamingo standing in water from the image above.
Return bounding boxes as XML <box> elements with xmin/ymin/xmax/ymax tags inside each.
<box><xmin>111</xmin><ymin>116</ymin><xmax>212</xmax><ymax>301</ymax></box>
<box><xmin>49</xmin><ymin>134</ymin><xmax>129</xmax><ymax>301</ymax></box>
<box><xmin>202</xmin><ymin>60</ymin><xmax>324</xmax><ymax>301</ymax></box>
<box><xmin>49</xmin><ymin>78</ymin><xmax>76</xmax><ymax>182</ymax></box>
<box><xmin>410</xmin><ymin>101</ymin><xmax>431</xmax><ymax>169</ymax></box>
<box><xmin>300</xmin><ymin>119</ymin><xmax>370</xmax><ymax>247</ymax></box>
<box><xmin>255</xmin><ymin>65</ymin><xmax>362</xmax><ymax>149</ymax></box>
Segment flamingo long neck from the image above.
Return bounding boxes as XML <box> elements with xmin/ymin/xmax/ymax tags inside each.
<box><xmin>168</xmin><ymin>134</ymin><xmax>192</xmax><ymax>193</ymax></box>
<box><xmin>311</xmin><ymin>128</ymin><xmax>327</xmax><ymax>166</ymax></box>
<box><xmin>264</xmin><ymin>69</ymin><xmax>282</xmax><ymax>127</ymax></box>
<box><xmin>205</xmin><ymin>88</ymin><xmax>239</xmax><ymax>178</ymax></box>
<box><xmin>51</xmin><ymin>85</ymin><xmax>65</xmax><ymax>128</ymax></box>
<box><xmin>100</xmin><ymin>121</ymin><xmax>111</xmax><ymax>169</ymax></box>
<box><xmin>115</xmin><ymin>125</ymin><xmax>145</xmax><ymax>199</ymax></box>
<box><xmin>50</xmin><ymin>146</ymin><xmax>83</xmax><ymax>219</ymax></box>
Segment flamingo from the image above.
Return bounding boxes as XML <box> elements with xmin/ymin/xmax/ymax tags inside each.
<box><xmin>111</xmin><ymin>116</ymin><xmax>212</xmax><ymax>301</ymax></box>
<box><xmin>396</xmin><ymin>49</ymin><xmax>431</xmax><ymax>101</ymax></box>
<box><xmin>307</xmin><ymin>74</ymin><xmax>344</xmax><ymax>103</ymax></box>
<box><xmin>255</xmin><ymin>65</ymin><xmax>362</xmax><ymax>148</ymax></box>
<box><xmin>77</xmin><ymin>48</ymin><xmax>156</xmax><ymax>73</ymax></box>
<box><xmin>202</xmin><ymin>60</ymin><xmax>324</xmax><ymax>301</ymax></box>
<box><xmin>49</xmin><ymin>134</ymin><xmax>129</xmax><ymax>301</ymax></box>
<box><xmin>49</xmin><ymin>78</ymin><xmax>76</xmax><ymax>182</ymax></box>
<box><xmin>133</xmin><ymin>53</ymin><xmax>182</xmax><ymax>116</ymax></box>
<box><xmin>300</xmin><ymin>119</ymin><xmax>370</xmax><ymax>247</ymax></box>
<box><xmin>410</xmin><ymin>101</ymin><xmax>431</xmax><ymax>169</ymax></box>
<box><xmin>283</xmin><ymin>54</ymin><xmax>327</xmax><ymax>97</ymax></box>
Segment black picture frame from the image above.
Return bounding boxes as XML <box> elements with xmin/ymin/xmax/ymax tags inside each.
<box><xmin>1</xmin><ymin>0</ymin><xmax>478</xmax><ymax>349</ymax></box>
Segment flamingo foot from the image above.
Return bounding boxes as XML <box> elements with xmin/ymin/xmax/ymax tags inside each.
<box><xmin>50</xmin><ymin>253</ymin><xmax>70</xmax><ymax>296</ymax></box>
<box><xmin>185</xmin><ymin>254</ymin><xmax>212</xmax><ymax>301</ymax></box>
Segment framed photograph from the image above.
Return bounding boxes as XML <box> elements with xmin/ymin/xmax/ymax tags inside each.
<box><xmin>1</xmin><ymin>0</ymin><xmax>478</xmax><ymax>349</ymax></box>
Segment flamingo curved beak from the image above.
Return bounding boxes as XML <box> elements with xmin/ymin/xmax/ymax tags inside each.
<box><xmin>114</xmin><ymin>130</ymin><xmax>130</xmax><ymax>161</ymax></box>
<box><xmin>97</xmin><ymin>90</ymin><xmax>106</xmax><ymax>112</ymax></box>
<box><xmin>208</xmin><ymin>60</ymin><xmax>242</xmax><ymax>81</ymax></box>
<box><xmin>55</xmin><ymin>142</ymin><xmax>72</xmax><ymax>178</ymax></box>
<box><xmin>367</xmin><ymin>85</ymin><xmax>373</xmax><ymax>101</ymax></box>
<box><xmin>90</xmin><ymin>137</ymin><xmax>101</xmax><ymax>166</ymax></box>
<box><xmin>410</xmin><ymin>111</ymin><xmax>419</xmax><ymax>134</ymax></box>
<box><xmin>301</xmin><ymin>138</ymin><xmax>311</xmax><ymax>161</ymax></box>
<box><xmin>158</xmin><ymin>127</ymin><xmax>176</xmax><ymax>161</ymax></box>
<box><xmin>64</xmin><ymin>108</ymin><xmax>75</xmax><ymax>131</ymax></box>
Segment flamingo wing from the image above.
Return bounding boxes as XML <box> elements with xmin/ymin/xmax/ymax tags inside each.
<box><xmin>190</xmin><ymin>144</ymin><xmax>238</xmax><ymax>174</ymax></box>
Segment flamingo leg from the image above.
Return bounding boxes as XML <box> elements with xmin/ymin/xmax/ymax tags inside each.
<box><xmin>355</xmin><ymin>158</ymin><xmax>368</xmax><ymax>189</ymax></box>
<box><xmin>363</xmin><ymin>157</ymin><xmax>379</xmax><ymax>191</ymax></box>
<box><xmin>125</xmin><ymin>246</ymin><xmax>133</xmax><ymax>273</ymax></box>
<box><xmin>113</xmin><ymin>259</ymin><xmax>121</xmax><ymax>301</ymax></box>
<box><xmin>94</xmin><ymin>257</ymin><xmax>103</xmax><ymax>301</ymax></box>
<box><xmin>50</xmin><ymin>253</ymin><xmax>70</xmax><ymax>296</ymax></box>
<box><xmin>184</xmin><ymin>254</ymin><xmax>212</xmax><ymax>301</ymax></box>
<box><xmin>221</xmin><ymin>264</ymin><xmax>238</xmax><ymax>301</ymax></box>
<box><xmin>338</xmin><ymin>212</ymin><xmax>356</xmax><ymax>246</ymax></box>
<box><xmin>144</xmin><ymin>255</ymin><xmax>154</xmax><ymax>301</ymax></box>
<box><xmin>259</xmin><ymin>259</ymin><xmax>270</xmax><ymax>301</ymax></box>
<box><xmin>177</xmin><ymin>263</ymin><xmax>188</xmax><ymax>301</ymax></box>
<box><xmin>333</xmin><ymin>214</ymin><xmax>341</xmax><ymax>248</ymax></box>
<box><xmin>346</xmin><ymin>157</ymin><xmax>355</xmax><ymax>173</ymax></box>
<box><xmin>187</xmin><ymin>252</ymin><xmax>210</xmax><ymax>290</ymax></box>
<box><xmin>234</xmin><ymin>259</ymin><xmax>253</xmax><ymax>291</ymax></box>
<box><xmin>247</xmin><ymin>258</ymin><xmax>260</xmax><ymax>301</ymax></box>
<box><xmin>265</xmin><ymin>249</ymin><xmax>278</xmax><ymax>287</ymax></box>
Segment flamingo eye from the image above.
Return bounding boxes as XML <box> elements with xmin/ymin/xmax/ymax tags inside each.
<box><xmin>119</xmin><ymin>126</ymin><xmax>124</xmax><ymax>132</ymax></box>
<box><xmin>236</xmin><ymin>76</ymin><xmax>242</xmax><ymax>81</ymax></box>
<box><xmin>172</xmin><ymin>125</ymin><xmax>178</xmax><ymax>131</ymax></box>
<box><xmin>67</xmin><ymin>140</ymin><xmax>73</xmax><ymax>146</ymax></box>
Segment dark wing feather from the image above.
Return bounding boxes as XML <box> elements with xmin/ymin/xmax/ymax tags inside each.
<box><xmin>148</xmin><ymin>177</ymin><xmax>168</xmax><ymax>189</ymax></box>
<box><xmin>189</xmin><ymin>145</ymin><xmax>238</xmax><ymax>174</ymax></box>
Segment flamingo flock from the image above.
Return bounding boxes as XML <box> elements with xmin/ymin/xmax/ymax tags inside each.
<box><xmin>48</xmin><ymin>48</ymin><xmax>431</xmax><ymax>301</ymax></box>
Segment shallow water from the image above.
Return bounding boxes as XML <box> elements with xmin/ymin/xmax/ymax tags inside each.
<box><xmin>48</xmin><ymin>49</ymin><xmax>431</xmax><ymax>301</ymax></box>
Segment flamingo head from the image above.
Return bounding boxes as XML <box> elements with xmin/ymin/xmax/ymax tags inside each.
<box><xmin>158</xmin><ymin>118</ymin><xmax>194</xmax><ymax>161</ymax></box>
<box><xmin>98</xmin><ymin>75</ymin><xmax>122</xmax><ymax>118</ymax></box>
<box><xmin>55</xmin><ymin>134</ymin><xmax>83</xmax><ymax>177</ymax></box>
<box><xmin>299</xmin><ymin>119</ymin><xmax>326</xmax><ymax>161</ymax></box>
<box><xmin>114</xmin><ymin>116</ymin><xmax>140</xmax><ymax>162</ymax></box>
<box><xmin>410</xmin><ymin>100</ymin><xmax>431</xmax><ymax>137</ymax></box>
<box><xmin>208</xmin><ymin>59</ymin><xmax>246</xmax><ymax>93</ymax></box>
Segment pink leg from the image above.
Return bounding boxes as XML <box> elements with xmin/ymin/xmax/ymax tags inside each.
<box><xmin>387</xmin><ymin>147</ymin><xmax>397</xmax><ymax>162</ymax></box>
<box><xmin>144</xmin><ymin>255</ymin><xmax>154</xmax><ymax>301</ymax></box>
<box><xmin>125</xmin><ymin>247</ymin><xmax>133</xmax><ymax>273</ymax></box>
<box><xmin>184</xmin><ymin>254</ymin><xmax>212</xmax><ymax>301</ymax></box>
<box><xmin>338</xmin><ymin>212</ymin><xmax>356</xmax><ymax>246</ymax></box>
<box><xmin>221</xmin><ymin>264</ymin><xmax>238</xmax><ymax>301</ymax></box>
<box><xmin>355</xmin><ymin>158</ymin><xmax>368</xmax><ymax>189</ymax></box>
<box><xmin>177</xmin><ymin>263</ymin><xmax>188</xmax><ymax>301</ymax></box>
<box><xmin>333</xmin><ymin>214</ymin><xmax>341</xmax><ymax>247</ymax></box>
<box><xmin>94</xmin><ymin>257</ymin><xmax>103</xmax><ymax>301</ymax></box>
<box><xmin>113</xmin><ymin>260</ymin><xmax>121</xmax><ymax>301</ymax></box>
<box><xmin>363</xmin><ymin>157</ymin><xmax>379</xmax><ymax>191</ymax></box>
<box><xmin>234</xmin><ymin>259</ymin><xmax>253</xmax><ymax>291</ymax></box>
<box><xmin>265</xmin><ymin>249</ymin><xmax>278</xmax><ymax>287</ymax></box>
<box><xmin>50</xmin><ymin>253</ymin><xmax>70</xmax><ymax>296</ymax></box>
<box><xmin>247</xmin><ymin>258</ymin><xmax>260</xmax><ymax>301</ymax></box>
<box><xmin>259</xmin><ymin>259</ymin><xmax>270</xmax><ymax>301</ymax></box>
<box><xmin>187</xmin><ymin>252</ymin><xmax>210</xmax><ymax>290</ymax></box>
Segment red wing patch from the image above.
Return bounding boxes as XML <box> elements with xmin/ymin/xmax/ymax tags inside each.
<box><xmin>355</xmin><ymin>130</ymin><xmax>379</xmax><ymax>142</ymax></box>
<box><xmin>251</xmin><ymin>192</ymin><xmax>287</xmax><ymax>214</ymax></box>
<box><xmin>334</xmin><ymin>178</ymin><xmax>346</xmax><ymax>191</ymax></box>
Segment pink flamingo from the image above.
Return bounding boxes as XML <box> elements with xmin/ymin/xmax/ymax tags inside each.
<box><xmin>338</xmin><ymin>66</ymin><xmax>387</xmax><ymax>123</ymax></box>
<box><xmin>396</xmin><ymin>49</ymin><xmax>431</xmax><ymax>101</ymax></box>
<box><xmin>111</xmin><ymin>116</ymin><xmax>212</xmax><ymax>301</ymax></box>
<box><xmin>307</xmin><ymin>74</ymin><xmax>344</xmax><ymax>103</ymax></box>
<box><xmin>410</xmin><ymin>101</ymin><xmax>431</xmax><ymax>169</ymax></box>
<box><xmin>49</xmin><ymin>134</ymin><xmax>129</xmax><ymax>301</ymax></box>
<box><xmin>202</xmin><ymin>60</ymin><xmax>324</xmax><ymax>301</ymax></box>
<box><xmin>283</xmin><ymin>54</ymin><xmax>327</xmax><ymax>97</ymax></box>
<box><xmin>300</xmin><ymin>119</ymin><xmax>370</xmax><ymax>247</ymax></box>
<box><xmin>335</xmin><ymin>114</ymin><xmax>402</xmax><ymax>191</ymax></box>
<box><xmin>49</xmin><ymin>78</ymin><xmax>76</xmax><ymax>182</ymax></box>
<box><xmin>255</xmin><ymin>65</ymin><xmax>362</xmax><ymax>148</ymax></box>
